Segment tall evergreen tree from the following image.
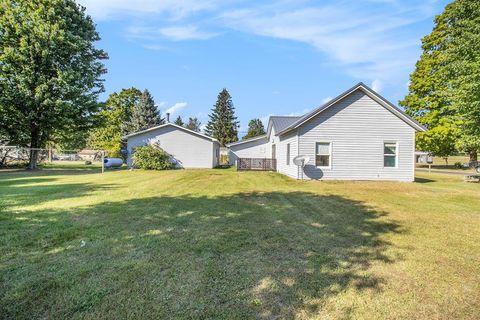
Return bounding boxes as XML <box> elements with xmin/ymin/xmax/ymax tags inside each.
<box><xmin>243</xmin><ymin>118</ymin><xmax>266</xmax><ymax>140</ymax></box>
<box><xmin>185</xmin><ymin>117</ymin><xmax>201</xmax><ymax>132</ymax></box>
<box><xmin>400</xmin><ymin>0</ymin><xmax>480</xmax><ymax>162</ymax></box>
<box><xmin>174</xmin><ymin>116</ymin><xmax>184</xmax><ymax>126</ymax></box>
<box><xmin>205</xmin><ymin>89</ymin><xmax>239</xmax><ymax>146</ymax></box>
<box><xmin>127</xmin><ymin>89</ymin><xmax>164</xmax><ymax>133</ymax></box>
<box><xmin>0</xmin><ymin>0</ymin><xmax>108</xmax><ymax>169</ymax></box>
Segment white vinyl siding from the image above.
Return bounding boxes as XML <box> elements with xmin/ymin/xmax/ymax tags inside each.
<box><xmin>276</xmin><ymin>130</ymin><xmax>298</xmax><ymax>178</ymax></box>
<box><xmin>126</xmin><ymin>126</ymin><xmax>218</xmax><ymax>168</ymax></box>
<box><xmin>298</xmin><ymin>89</ymin><xmax>415</xmax><ymax>181</ymax></box>
<box><xmin>228</xmin><ymin>137</ymin><xmax>268</xmax><ymax>165</ymax></box>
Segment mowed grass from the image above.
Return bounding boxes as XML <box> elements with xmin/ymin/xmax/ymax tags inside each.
<box><xmin>0</xmin><ymin>168</ymin><xmax>479</xmax><ymax>319</ymax></box>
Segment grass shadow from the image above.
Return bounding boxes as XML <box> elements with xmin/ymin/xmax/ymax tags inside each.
<box><xmin>0</xmin><ymin>189</ymin><xmax>402</xmax><ymax>319</ymax></box>
<box><xmin>415</xmin><ymin>177</ymin><xmax>436</xmax><ymax>183</ymax></box>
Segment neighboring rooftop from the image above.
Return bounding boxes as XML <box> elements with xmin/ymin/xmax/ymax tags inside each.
<box><xmin>269</xmin><ymin>116</ymin><xmax>301</xmax><ymax>133</ymax></box>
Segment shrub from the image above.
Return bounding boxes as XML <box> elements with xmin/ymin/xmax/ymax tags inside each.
<box><xmin>85</xmin><ymin>160</ymin><xmax>92</xmax><ymax>165</ymax></box>
<box><xmin>453</xmin><ymin>162</ymin><xmax>463</xmax><ymax>169</ymax></box>
<box><xmin>132</xmin><ymin>145</ymin><xmax>174</xmax><ymax>170</ymax></box>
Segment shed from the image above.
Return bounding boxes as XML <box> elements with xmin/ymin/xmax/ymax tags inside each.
<box><xmin>124</xmin><ymin>123</ymin><xmax>220</xmax><ymax>168</ymax></box>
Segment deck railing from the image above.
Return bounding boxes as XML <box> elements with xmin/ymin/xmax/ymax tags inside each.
<box><xmin>237</xmin><ymin>158</ymin><xmax>277</xmax><ymax>171</ymax></box>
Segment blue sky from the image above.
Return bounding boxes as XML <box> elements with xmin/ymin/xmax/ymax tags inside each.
<box><xmin>78</xmin><ymin>0</ymin><xmax>449</xmax><ymax>135</ymax></box>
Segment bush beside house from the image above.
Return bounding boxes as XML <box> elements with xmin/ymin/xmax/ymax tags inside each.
<box><xmin>132</xmin><ymin>145</ymin><xmax>175</xmax><ymax>170</ymax></box>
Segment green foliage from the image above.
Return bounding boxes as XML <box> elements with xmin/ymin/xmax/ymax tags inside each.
<box><xmin>0</xmin><ymin>0</ymin><xmax>108</xmax><ymax>168</ymax></box>
<box><xmin>400</xmin><ymin>0</ymin><xmax>480</xmax><ymax>161</ymax></box>
<box><xmin>453</xmin><ymin>162</ymin><xmax>463</xmax><ymax>169</ymax></box>
<box><xmin>416</xmin><ymin>118</ymin><xmax>459</xmax><ymax>159</ymax></box>
<box><xmin>88</xmin><ymin>88</ymin><xmax>142</xmax><ymax>157</ymax></box>
<box><xmin>127</xmin><ymin>90</ymin><xmax>164</xmax><ymax>133</ymax></box>
<box><xmin>243</xmin><ymin>118</ymin><xmax>266</xmax><ymax>140</ymax></box>
<box><xmin>205</xmin><ymin>89</ymin><xmax>239</xmax><ymax>146</ymax></box>
<box><xmin>132</xmin><ymin>145</ymin><xmax>174</xmax><ymax>170</ymax></box>
<box><xmin>185</xmin><ymin>117</ymin><xmax>201</xmax><ymax>132</ymax></box>
<box><xmin>174</xmin><ymin>116</ymin><xmax>184</xmax><ymax>126</ymax></box>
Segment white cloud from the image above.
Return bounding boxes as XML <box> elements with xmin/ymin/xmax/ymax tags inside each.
<box><xmin>78</xmin><ymin>0</ymin><xmax>444</xmax><ymax>84</ymax></box>
<box><xmin>127</xmin><ymin>25</ymin><xmax>218</xmax><ymax>42</ymax></box>
<box><xmin>165</xmin><ymin>102</ymin><xmax>188</xmax><ymax>115</ymax></box>
<box><xmin>371</xmin><ymin>79</ymin><xmax>382</xmax><ymax>92</ymax></box>
<box><xmin>220</xmin><ymin>1</ymin><xmax>438</xmax><ymax>82</ymax></box>
<box><xmin>322</xmin><ymin>97</ymin><xmax>333</xmax><ymax>104</ymax></box>
<box><xmin>158</xmin><ymin>26</ymin><xmax>218</xmax><ymax>41</ymax></box>
<box><xmin>77</xmin><ymin>0</ymin><xmax>219</xmax><ymax>20</ymax></box>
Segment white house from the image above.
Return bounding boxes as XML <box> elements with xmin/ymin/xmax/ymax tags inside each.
<box><xmin>124</xmin><ymin>123</ymin><xmax>220</xmax><ymax>168</ymax></box>
<box><xmin>227</xmin><ymin>83</ymin><xmax>426</xmax><ymax>182</ymax></box>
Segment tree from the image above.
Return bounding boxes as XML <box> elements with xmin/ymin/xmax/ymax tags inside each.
<box><xmin>417</xmin><ymin>119</ymin><xmax>459</xmax><ymax>165</ymax></box>
<box><xmin>127</xmin><ymin>89</ymin><xmax>164</xmax><ymax>133</ymax></box>
<box><xmin>400</xmin><ymin>0</ymin><xmax>480</xmax><ymax>162</ymax></box>
<box><xmin>185</xmin><ymin>117</ymin><xmax>202</xmax><ymax>132</ymax></box>
<box><xmin>444</xmin><ymin>0</ymin><xmax>480</xmax><ymax>162</ymax></box>
<box><xmin>205</xmin><ymin>89</ymin><xmax>239</xmax><ymax>146</ymax></box>
<box><xmin>0</xmin><ymin>0</ymin><xmax>108</xmax><ymax>169</ymax></box>
<box><xmin>174</xmin><ymin>116</ymin><xmax>184</xmax><ymax>126</ymax></box>
<box><xmin>88</xmin><ymin>88</ymin><xmax>142</xmax><ymax>157</ymax></box>
<box><xmin>243</xmin><ymin>118</ymin><xmax>266</xmax><ymax>140</ymax></box>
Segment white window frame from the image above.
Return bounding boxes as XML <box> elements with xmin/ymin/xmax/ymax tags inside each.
<box><xmin>286</xmin><ymin>143</ymin><xmax>290</xmax><ymax>165</ymax></box>
<box><xmin>315</xmin><ymin>142</ymin><xmax>332</xmax><ymax>169</ymax></box>
<box><xmin>383</xmin><ymin>141</ymin><xmax>398</xmax><ymax>168</ymax></box>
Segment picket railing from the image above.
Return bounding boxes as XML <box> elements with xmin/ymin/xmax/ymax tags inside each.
<box><xmin>237</xmin><ymin>158</ymin><xmax>276</xmax><ymax>171</ymax></box>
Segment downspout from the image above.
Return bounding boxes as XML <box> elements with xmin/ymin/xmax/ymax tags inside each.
<box><xmin>297</xmin><ymin>128</ymin><xmax>300</xmax><ymax>180</ymax></box>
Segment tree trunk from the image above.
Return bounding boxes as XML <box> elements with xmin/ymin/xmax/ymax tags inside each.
<box><xmin>469</xmin><ymin>150</ymin><xmax>478</xmax><ymax>162</ymax></box>
<box><xmin>28</xmin><ymin>127</ymin><xmax>40</xmax><ymax>170</ymax></box>
<box><xmin>443</xmin><ymin>157</ymin><xmax>448</xmax><ymax>166</ymax></box>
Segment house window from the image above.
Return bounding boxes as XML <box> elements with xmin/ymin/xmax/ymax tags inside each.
<box><xmin>384</xmin><ymin>142</ymin><xmax>397</xmax><ymax>167</ymax></box>
<box><xmin>315</xmin><ymin>142</ymin><xmax>331</xmax><ymax>167</ymax></box>
<box><xmin>286</xmin><ymin>143</ymin><xmax>290</xmax><ymax>165</ymax></box>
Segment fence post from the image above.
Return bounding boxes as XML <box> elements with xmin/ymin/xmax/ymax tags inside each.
<box><xmin>101</xmin><ymin>151</ymin><xmax>105</xmax><ymax>174</ymax></box>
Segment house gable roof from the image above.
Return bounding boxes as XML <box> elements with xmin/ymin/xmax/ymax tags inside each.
<box><xmin>226</xmin><ymin>134</ymin><xmax>267</xmax><ymax>147</ymax></box>
<box><xmin>276</xmin><ymin>82</ymin><xmax>426</xmax><ymax>136</ymax></box>
<box><xmin>123</xmin><ymin>123</ymin><xmax>219</xmax><ymax>143</ymax></box>
<box><xmin>266</xmin><ymin>116</ymin><xmax>301</xmax><ymax>138</ymax></box>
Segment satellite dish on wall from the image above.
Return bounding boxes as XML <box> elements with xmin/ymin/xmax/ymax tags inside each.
<box><xmin>293</xmin><ymin>155</ymin><xmax>310</xmax><ymax>180</ymax></box>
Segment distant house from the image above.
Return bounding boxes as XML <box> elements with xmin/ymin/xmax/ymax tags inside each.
<box><xmin>124</xmin><ymin>123</ymin><xmax>220</xmax><ymax>168</ymax></box>
<box><xmin>227</xmin><ymin>83</ymin><xmax>426</xmax><ymax>182</ymax></box>
<box><xmin>78</xmin><ymin>149</ymin><xmax>99</xmax><ymax>161</ymax></box>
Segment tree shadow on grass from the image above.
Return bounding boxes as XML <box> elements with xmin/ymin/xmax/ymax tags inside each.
<box><xmin>0</xmin><ymin>192</ymin><xmax>402</xmax><ymax>319</ymax></box>
<box><xmin>0</xmin><ymin>175</ymin><xmax>118</xmax><ymax>211</ymax></box>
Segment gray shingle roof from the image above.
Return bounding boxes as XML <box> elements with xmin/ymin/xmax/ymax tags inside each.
<box><xmin>270</xmin><ymin>116</ymin><xmax>301</xmax><ymax>133</ymax></box>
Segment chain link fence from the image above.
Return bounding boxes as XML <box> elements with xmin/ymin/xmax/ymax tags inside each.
<box><xmin>0</xmin><ymin>146</ymin><xmax>106</xmax><ymax>171</ymax></box>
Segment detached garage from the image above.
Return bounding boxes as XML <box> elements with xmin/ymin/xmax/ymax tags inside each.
<box><xmin>124</xmin><ymin>123</ymin><xmax>220</xmax><ymax>168</ymax></box>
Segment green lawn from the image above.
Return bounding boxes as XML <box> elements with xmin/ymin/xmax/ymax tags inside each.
<box><xmin>0</xmin><ymin>168</ymin><xmax>479</xmax><ymax>319</ymax></box>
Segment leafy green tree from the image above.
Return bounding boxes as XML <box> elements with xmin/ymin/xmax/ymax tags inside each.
<box><xmin>243</xmin><ymin>118</ymin><xmax>266</xmax><ymax>140</ymax></box>
<box><xmin>417</xmin><ymin>119</ymin><xmax>459</xmax><ymax>165</ymax></box>
<box><xmin>185</xmin><ymin>117</ymin><xmax>202</xmax><ymax>132</ymax></box>
<box><xmin>174</xmin><ymin>116</ymin><xmax>184</xmax><ymax>126</ymax></box>
<box><xmin>444</xmin><ymin>0</ymin><xmax>480</xmax><ymax>162</ymax></box>
<box><xmin>0</xmin><ymin>0</ymin><xmax>108</xmax><ymax>169</ymax></box>
<box><xmin>127</xmin><ymin>90</ymin><xmax>164</xmax><ymax>133</ymax></box>
<box><xmin>205</xmin><ymin>89</ymin><xmax>239</xmax><ymax>146</ymax></box>
<box><xmin>400</xmin><ymin>0</ymin><xmax>480</xmax><ymax>162</ymax></box>
<box><xmin>88</xmin><ymin>88</ymin><xmax>142</xmax><ymax>157</ymax></box>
